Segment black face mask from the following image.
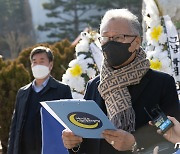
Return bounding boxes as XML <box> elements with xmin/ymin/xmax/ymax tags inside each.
<box><xmin>102</xmin><ymin>41</ymin><xmax>134</xmax><ymax>67</ymax></box>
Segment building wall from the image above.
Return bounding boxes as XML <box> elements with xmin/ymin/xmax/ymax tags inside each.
<box><xmin>28</xmin><ymin>0</ymin><xmax>103</xmax><ymax>43</ymax></box>
<box><xmin>29</xmin><ymin>0</ymin><xmax>58</xmax><ymax>42</ymax></box>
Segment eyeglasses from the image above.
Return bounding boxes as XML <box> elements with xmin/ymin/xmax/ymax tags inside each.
<box><xmin>98</xmin><ymin>34</ymin><xmax>137</xmax><ymax>44</ymax></box>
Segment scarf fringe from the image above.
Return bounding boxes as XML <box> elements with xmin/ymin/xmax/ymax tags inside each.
<box><xmin>110</xmin><ymin>107</ymin><xmax>136</xmax><ymax>132</ymax></box>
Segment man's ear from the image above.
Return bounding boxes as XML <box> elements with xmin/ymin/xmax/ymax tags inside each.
<box><xmin>134</xmin><ymin>36</ymin><xmax>141</xmax><ymax>50</ymax></box>
<box><xmin>49</xmin><ymin>62</ymin><xmax>53</xmax><ymax>71</ymax></box>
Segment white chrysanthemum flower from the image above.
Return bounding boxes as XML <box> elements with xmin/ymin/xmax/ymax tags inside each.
<box><xmin>154</xmin><ymin>45</ymin><xmax>163</xmax><ymax>53</ymax></box>
<box><xmin>75</xmin><ymin>40</ymin><xmax>89</xmax><ymax>53</ymax></box>
<box><xmin>146</xmin><ymin>50</ymin><xmax>169</xmax><ymax>66</ymax></box>
<box><xmin>146</xmin><ymin>16</ymin><xmax>160</xmax><ymax>28</ymax></box>
<box><xmin>146</xmin><ymin>50</ymin><xmax>156</xmax><ymax>59</ymax></box>
<box><xmin>85</xmin><ymin>58</ymin><xmax>94</xmax><ymax>64</ymax></box>
<box><xmin>161</xmin><ymin>57</ymin><xmax>171</xmax><ymax>68</ymax></box>
<box><xmin>150</xmin><ymin>51</ymin><xmax>169</xmax><ymax>64</ymax></box>
<box><xmin>146</xmin><ymin>49</ymin><xmax>170</xmax><ymax>68</ymax></box>
<box><xmin>149</xmin><ymin>40</ymin><xmax>159</xmax><ymax>47</ymax></box>
<box><xmin>68</xmin><ymin>59</ymin><xmax>88</xmax><ymax>74</ymax></box>
<box><xmin>149</xmin><ymin>56</ymin><xmax>171</xmax><ymax>74</ymax></box>
<box><xmin>161</xmin><ymin>66</ymin><xmax>172</xmax><ymax>75</ymax></box>
<box><xmin>62</xmin><ymin>74</ymin><xmax>70</xmax><ymax>85</ymax></box>
<box><xmin>65</xmin><ymin>68</ymin><xmax>72</xmax><ymax>76</ymax></box>
<box><xmin>69</xmin><ymin>59</ymin><xmax>78</xmax><ymax>67</ymax></box>
<box><xmin>149</xmin><ymin>50</ymin><xmax>163</xmax><ymax>61</ymax></box>
<box><xmin>86</xmin><ymin>68</ymin><xmax>96</xmax><ymax>78</ymax></box>
<box><xmin>70</xmin><ymin>76</ymin><xmax>85</xmax><ymax>92</ymax></box>
<box><xmin>145</xmin><ymin>45</ymin><xmax>155</xmax><ymax>52</ymax></box>
<box><xmin>158</xmin><ymin>50</ymin><xmax>169</xmax><ymax>60</ymax></box>
<box><xmin>65</xmin><ymin>76</ymin><xmax>75</xmax><ymax>89</ymax></box>
<box><xmin>78</xmin><ymin>60</ymin><xmax>88</xmax><ymax>73</ymax></box>
<box><xmin>72</xmin><ymin>92</ymin><xmax>84</xmax><ymax>99</ymax></box>
<box><xmin>153</xmin><ymin>51</ymin><xmax>161</xmax><ymax>59</ymax></box>
<box><xmin>158</xmin><ymin>32</ymin><xmax>167</xmax><ymax>44</ymax></box>
<box><xmin>146</xmin><ymin>29</ymin><xmax>159</xmax><ymax>46</ymax></box>
<box><xmin>146</xmin><ymin>29</ymin><xmax>152</xmax><ymax>42</ymax></box>
<box><xmin>69</xmin><ymin>58</ymin><xmax>87</xmax><ymax>73</ymax></box>
<box><xmin>160</xmin><ymin>57</ymin><xmax>172</xmax><ymax>74</ymax></box>
<box><xmin>77</xmin><ymin>54</ymin><xmax>86</xmax><ymax>60</ymax></box>
<box><xmin>147</xmin><ymin>25</ymin><xmax>166</xmax><ymax>45</ymax></box>
<box><xmin>81</xmin><ymin>32</ymin><xmax>91</xmax><ymax>41</ymax></box>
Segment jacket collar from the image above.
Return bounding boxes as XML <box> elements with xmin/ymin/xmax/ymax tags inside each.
<box><xmin>19</xmin><ymin>76</ymin><xmax>58</xmax><ymax>113</ymax></box>
<box><xmin>40</xmin><ymin>76</ymin><xmax>58</xmax><ymax>95</ymax></box>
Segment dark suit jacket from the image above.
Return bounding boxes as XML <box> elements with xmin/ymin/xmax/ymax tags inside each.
<box><xmin>7</xmin><ymin>77</ymin><xmax>72</xmax><ymax>154</ymax></box>
<box><xmin>70</xmin><ymin>69</ymin><xmax>179</xmax><ymax>154</ymax></box>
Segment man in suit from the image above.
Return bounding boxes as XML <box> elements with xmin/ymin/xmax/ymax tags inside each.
<box><xmin>62</xmin><ymin>9</ymin><xmax>179</xmax><ymax>154</ymax></box>
<box><xmin>7</xmin><ymin>46</ymin><xmax>72</xmax><ymax>154</ymax></box>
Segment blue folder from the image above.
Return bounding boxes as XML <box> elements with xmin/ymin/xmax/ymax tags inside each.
<box><xmin>40</xmin><ymin>99</ymin><xmax>116</xmax><ymax>139</ymax></box>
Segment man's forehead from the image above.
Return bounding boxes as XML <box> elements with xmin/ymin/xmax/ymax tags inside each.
<box><xmin>101</xmin><ymin>18</ymin><xmax>132</xmax><ymax>34</ymax></box>
<box><xmin>32</xmin><ymin>52</ymin><xmax>48</xmax><ymax>60</ymax></box>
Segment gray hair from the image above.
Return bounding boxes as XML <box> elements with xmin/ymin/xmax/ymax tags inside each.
<box><xmin>30</xmin><ymin>46</ymin><xmax>54</xmax><ymax>62</ymax></box>
<box><xmin>100</xmin><ymin>9</ymin><xmax>141</xmax><ymax>35</ymax></box>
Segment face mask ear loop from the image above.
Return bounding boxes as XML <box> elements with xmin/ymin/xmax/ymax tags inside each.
<box><xmin>129</xmin><ymin>36</ymin><xmax>138</xmax><ymax>53</ymax></box>
<box><xmin>130</xmin><ymin>36</ymin><xmax>137</xmax><ymax>44</ymax></box>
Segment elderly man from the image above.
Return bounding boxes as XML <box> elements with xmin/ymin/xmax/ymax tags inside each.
<box><xmin>62</xmin><ymin>9</ymin><xmax>179</xmax><ymax>154</ymax></box>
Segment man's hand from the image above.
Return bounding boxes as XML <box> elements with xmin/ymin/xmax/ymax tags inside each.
<box><xmin>149</xmin><ymin>116</ymin><xmax>180</xmax><ymax>144</ymax></box>
<box><xmin>159</xmin><ymin>116</ymin><xmax>180</xmax><ymax>144</ymax></box>
<box><xmin>102</xmin><ymin>129</ymin><xmax>135</xmax><ymax>151</ymax></box>
<box><xmin>62</xmin><ymin>129</ymin><xmax>83</xmax><ymax>149</ymax></box>
<box><xmin>153</xmin><ymin>146</ymin><xmax>159</xmax><ymax>154</ymax></box>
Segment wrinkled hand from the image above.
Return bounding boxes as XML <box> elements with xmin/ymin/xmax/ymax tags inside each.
<box><xmin>62</xmin><ymin>129</ymin><xmax>83</xmax><ymax>149</ymax></box>
<box><xmin>102</xmin><ymin>129</ymin><xmax>135</xmax><ymax>151</ymax></box>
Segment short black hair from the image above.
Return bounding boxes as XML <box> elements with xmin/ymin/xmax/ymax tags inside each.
<box><xmin>30</xmin><ymin>46</ymin><xmax>54</xmax><ymax>62</ymax></box>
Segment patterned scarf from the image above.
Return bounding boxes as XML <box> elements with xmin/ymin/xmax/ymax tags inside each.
<box><xmin>98</xmin><ymin>49</ymin><xmax>150</xmax><ymax>132</ymax></box>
